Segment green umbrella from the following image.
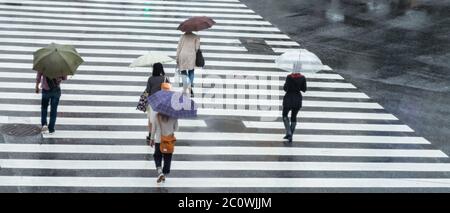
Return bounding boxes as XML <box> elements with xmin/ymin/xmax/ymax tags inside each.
<box><xmin>33</xmin><ymin>43</ymin><xmax>84</xmax><ymax>79</ymax></box>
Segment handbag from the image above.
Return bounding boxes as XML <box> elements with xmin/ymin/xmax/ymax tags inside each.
<box><xmin>136</xmin><ymin>91</ymin><xmax>148</xmax><ymax>112</ymax></box>
<box><xmin>174</xmin><ymin>67</ymin><xmax>182</xmax><ymax>86</ymax></box>
<box><xmin>157</xmin><ymin>115</ymin><xmax>176</xmax><ymax>154</ymax></box>
<box><xmin>161</xmin><ymin>76</ymin><xmax>171</xmax><ymax>91</ymax></box>
<box><xmin>195</xmin><ymin>49</ymin><xmax>205</xmax><ymax>67</ymax></box>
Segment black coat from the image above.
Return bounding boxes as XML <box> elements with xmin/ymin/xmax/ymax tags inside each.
<box><xmin>282</xmin><ymin>73</ymin><xmax>307</xmax><ymax>109</ymax></box>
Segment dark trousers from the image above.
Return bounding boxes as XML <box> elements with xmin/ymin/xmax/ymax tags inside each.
<box><xmin>41</xmin><ymin>88</ymin><xmax>61</xmax><ymax>132</ymax></box>
<box><xmin>282</xmin><ymin>107</ymin><xmax>300</xmax><ymax>122</ymax></box>
<box><xmin>154</xmin><ymin>143</ymin><xmax>173</xmax><ymax>175</ymax></box>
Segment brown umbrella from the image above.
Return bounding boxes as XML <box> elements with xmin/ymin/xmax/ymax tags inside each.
<box><xmin>177</xmin><ymin>16</ymin><xmax>216</xmax><ymax>32</ymax></box>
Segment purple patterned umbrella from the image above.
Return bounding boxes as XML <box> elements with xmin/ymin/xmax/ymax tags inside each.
<box><xmin>148</xmin><ymin>90</ymin><xmax>198</xmax><ymax>118</ymax></box>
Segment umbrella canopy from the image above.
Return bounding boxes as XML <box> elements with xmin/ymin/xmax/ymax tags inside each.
<box><xmin>275</xmin><ymin>49</ymin><xmax>326</xmax><ymax>73</ymax></box>
<box><xmin>129</xmin><ymin>51</ymin><xmax>174</xmax><ymax>68</ymax></box>
<box><xmin>177</xmin><ymin>16</ymin><xmax>216</xmax><ymax>32</ymax></box>
<box><xmin>33</xmin><ymin>43</ymin><xmax>84</xmax><ymax>79</ymax></box>
<box><xmin>148</xmin><ymin>90</ymin><xmax>198</xmax><ymax>118</ymax></box>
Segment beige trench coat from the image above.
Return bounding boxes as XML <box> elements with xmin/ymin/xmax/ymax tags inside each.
<box><xmin>176</xmin><ymin>32</ymin><xmax>200</xmax><ymax>71</ymax></box>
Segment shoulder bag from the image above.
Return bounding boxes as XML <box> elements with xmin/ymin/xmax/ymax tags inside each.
<box><xmin>157</xmin><ymin>115</ymin><xmax>176</xmax><ymax>154</ymax></box>
<box><xmin>195</xmin><ymin>49</ymin><xmax>205</xmax><ymax>67</ymax></box>
<box><xmin>161</xmin><ymin>76</ymin><xmax>171</xmax><ymax>91</ymax></box>
<box><xmin>136</xmin><ymin>91</ymin><xmax>148</xmax><ymax>112</ymax></box>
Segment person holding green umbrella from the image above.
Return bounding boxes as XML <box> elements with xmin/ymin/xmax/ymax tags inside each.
<box><xmin>33</xmin><ymin>43</ymin><xmax>83</xmax><ymax>134</ymax></box>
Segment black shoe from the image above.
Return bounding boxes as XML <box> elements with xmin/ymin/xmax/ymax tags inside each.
<box><xmin>190</xmin><ymin>88</ymin><xmax>194</xmax><ymax>97</ymax></box>
<box><xmin>283</xmin><ymin>135</ymin><xmax>288</xmax><ymax>139</ymax></box>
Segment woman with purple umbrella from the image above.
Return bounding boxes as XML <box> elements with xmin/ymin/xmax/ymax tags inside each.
<box><xmin>148</xmin><ymin>90</ymin><xmax>197</xmax><ymax>183</ymax></box>
<box><xmin>149</xmin><ymin>112</ymin><xmax>178</xmax><ymax>183</ymax></box>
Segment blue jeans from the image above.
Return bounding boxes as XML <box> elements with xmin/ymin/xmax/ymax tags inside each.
<box><xmin>41</xmin><ymin>88</ymin><xmax>61</xmax><ymax>132</ymax></box>
<box><xmin>181</xmin><ymin>69</ymin><xmax>195</xmax><ymax>88</ymax></box>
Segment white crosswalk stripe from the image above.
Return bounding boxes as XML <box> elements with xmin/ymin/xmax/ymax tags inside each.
<box><xmin>0</xmin><ymin>23</ymin><xmax>288</xmax><ymax>38</ymax></box>
<box><xmin>0</xmin><ymin>10</ymin><xmax>272</xmax><ymax>25</ymax></box>
<box><xmin>39</xmin><ymin>131</ymin><xmax>428</xmax><ymax>144</ymax></box>
<box><xmin>0</xmin><ymin>70</ymin><xmax>356</xmax><ymax>88</ymax></box>
<box><xmin>0</xmin><ymin>61</ymin><xmax>338</xmax><ymax>77</ymax></box>
<box><xmin>4</xmin><ymin>1</ymin><xmax>256</xmax><ymax>13</ymax></box>
<box><xmin>243</xmin><ymin>121</ymin><xmax>414</xmax><ymax>132</ymax></box>
<box><xmin>0</xmin><ymin>0</ymin><xmax>449</xmax><ymax>192</ymax></box>
<box><xmin>0</xmin><ymin>92</ymin><xmax>383</xmax><ymax>109</ymax></box>
<box><xmin>0</xmin><ymin>18</ymin><xmax>280</xmax><ymax>32</ymax></box>
<box><xmin>0</xmin><ymin>144</ymin><xmax>446</xmax><ymax>158</ymax></box>
<box><xmin>0</xmin><ymin>5</ymin><xmax>264</xmax><ymax>19</ymax></box>
<box><xmin>4</xmin><ymin>160</ymin><xmax>450</xmax><ymax>172</ymax></box>
<box><xmin>0</xmin><ymin>104</ymin><xmax>397</xmax><ymax>120</ymax></box>
<box><xmin>0</xmin><ymin>82</ymin><xmax>370</xmax><ymax>98</ymax></box>
<box><xmin>0</xmin><ymin>116</ymin><xmax>206</xmax><ymax>127</ymax></box>
<box><xmin>2</xmin><ymin>176</ymin><xmax>450</xmax><ymax>188</ymax></box>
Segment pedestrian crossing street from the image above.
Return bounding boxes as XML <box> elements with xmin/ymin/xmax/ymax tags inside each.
<box><xmin>0</xmin><ymin>0</ymin><xmax>450</xmax><ymax>192</ymax></box>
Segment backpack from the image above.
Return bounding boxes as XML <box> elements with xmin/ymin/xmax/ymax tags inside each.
<box><xmin>46</xmin><ymin>76</ymin><xmax>59</xmax><ymax>90</ymax></box>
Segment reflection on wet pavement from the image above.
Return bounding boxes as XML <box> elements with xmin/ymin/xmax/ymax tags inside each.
<box><xmin>242</xmin><ymin>0</ymin><xmax>450</xmax><ymax>155</ymax></box>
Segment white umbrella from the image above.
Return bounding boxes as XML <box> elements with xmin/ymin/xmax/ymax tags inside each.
<box><xmin>275</xmin><ymin>49</ymin><xmax>330</xmax><ymax>73</ymax></box>
<box><xmin>129</xmin><ymin>51</ymin><xmax>174</xmax><ymax>68</ymax></box>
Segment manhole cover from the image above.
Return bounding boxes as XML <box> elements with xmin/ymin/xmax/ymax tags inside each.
<box><xmin>205</xmin><ymin>118</ymin><xmax>245</xmax><ymax>132</ymax></box>
<box><xmin>239</xmin><ymin>38</ymin><xmax>275</xmax><ymax>54</ymax></box>
<box><xmin>1</xmin><ymin>124</ymin><xmax>41</xmax><ymax>137</ymax></box>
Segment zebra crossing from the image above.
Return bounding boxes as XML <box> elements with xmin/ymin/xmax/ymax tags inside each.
<box><xmin>0</xmin><ymin>0</ymin><xmax>450</xmax><ymax>192</ymax></box>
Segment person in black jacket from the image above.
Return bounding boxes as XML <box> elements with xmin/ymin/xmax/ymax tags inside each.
<box><xmin>144</xmin><ymin>63</ymin><xmax>169</xmax><ymax>145</ymax></box>
<box><xmin>282</xmin><ymin>69</ymin><xmax>307</xmax><ymax>143</ymax></box>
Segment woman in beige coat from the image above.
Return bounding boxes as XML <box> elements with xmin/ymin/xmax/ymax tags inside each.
<box><xmin>176</xmin><ymin>32</ymin><xmax>200</xmax><ymax>97</ymax></box>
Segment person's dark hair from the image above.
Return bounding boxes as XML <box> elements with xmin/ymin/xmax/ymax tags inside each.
<box><xmin>152</xmin><ymin>62</ymin><xmax>165</xmax><ymax>76</ymax></box>
<box><xmin>158</xmin><ymin>113</ymin><xmax>170</xmax><ymax>122</ymax></box>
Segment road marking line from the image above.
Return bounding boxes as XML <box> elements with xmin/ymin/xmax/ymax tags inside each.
<box><xmin>0</xmin><ymin>10</ymin><xmax>271</xmax><ymax>25</ymax></box>
<box><xmin>0</xmin><ymin>5</ymin><xmax>263</xmax><ymax>19</ymax></box>
<box><xmin>0</xmin><ymin>71</ymin><xmax>355</xmax><ymax>88</ymax></box>
<box><xmin>0</xmin><ymin>144</ymin><xmax>446</xmax><ymax>157</ymax></box>
<box><xmin>0</xmin><ymin>116</ymin><xmax>206</xmax><ymax>127</ymax></box>
<box><xmin>0</xmin><ymin>92</ymin><xmax>383</xmax><ymax>109</ymax></box>
<box><xmin>0</xmin><ymin>103</ymin><xmax>395</xmax><ymax>119</ymax></box>
<box><xmin>0</xmin><ymin>82</ymin><xmax>369</xmax><ymax>99</ymax></box>
<box><xmin>2</xmin><ymin>1</ymin><xmax>255</xmax><ymax>13</ymax></box>
<box><xmin>0</xmin><ymin>16</ymin><xmax>280</xmax><ymax>32</ymax></box>
<box><xmin>38</xmin><ymin>130</ymin><xmax>429</xmax><ymax>144</ymax></box>
<box><xmin>0</xmin><ymin>37</ymin><xmax>247</xmax><ymax>52</ymax></box>
<box><xmin>243</xmin><ymin>121</ymin><xmax>414</xmax><ymax>132</ymax></box>
<box><xmin>0</xmin><ymin>62</ymin><xmax>343</xmax><ymax>79</ymax></box>
<box><xmin>4</xmin><ymin>159</ymin><xmax>450</xmax><ymax>171</ymax></box>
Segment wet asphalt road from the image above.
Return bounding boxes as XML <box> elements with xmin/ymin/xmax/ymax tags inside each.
<box><xmin>241</xmin><ymin>0</ymin><xmax>450</xmax><ymax>154</ymax></box>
